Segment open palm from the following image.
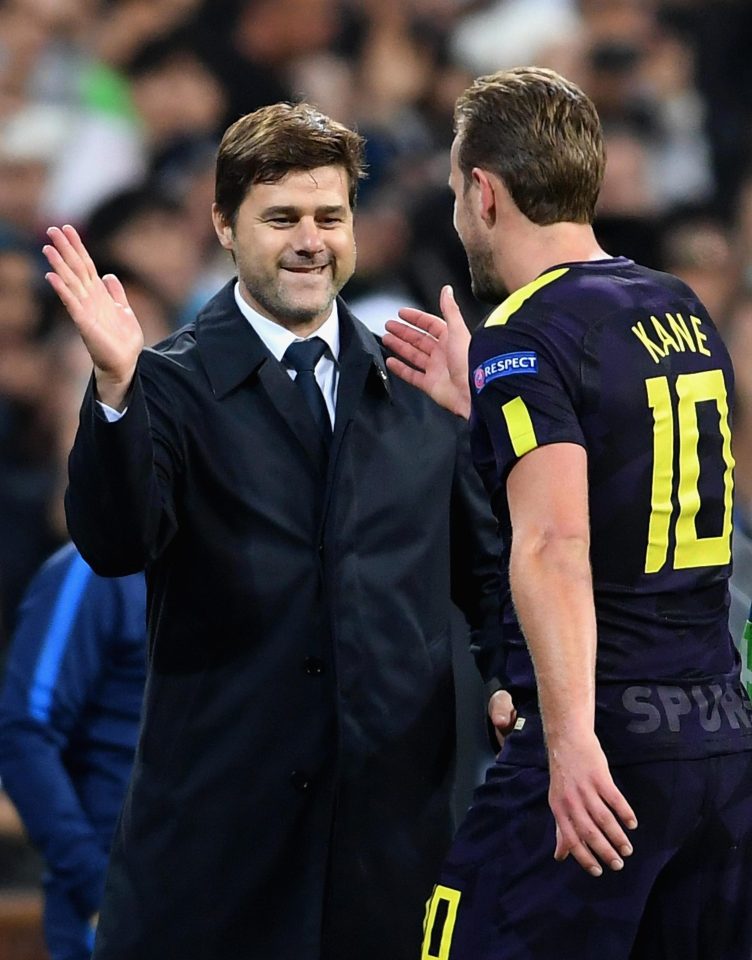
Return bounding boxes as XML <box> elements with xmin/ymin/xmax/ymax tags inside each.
<box><xmin>43</xmin><ymin>225</ymin><xmax>143</xmax><ymax>404</ymax></box>
<box><xmin>382</xmin><ymin>285</ymin><xmax>472</xmax><ymax>419</ymax></box>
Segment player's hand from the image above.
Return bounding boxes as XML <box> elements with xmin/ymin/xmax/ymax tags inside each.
<box><xmin>43</xmin><ymin>224</ymin><xmax>143</xmax><ymax>410</ymax></box>
<box><xmin>383</xmin><ymin>285</ymin><xmax>471</xmax><ymax>419</ymax></box>
<box><xmin>488</xmin><ymin>689</ymin><xmax>517</xmax><ymax>749</ymax></box>
<box><xmin>547</xmin><ymin>732</ymin><xmax>637</xmax><ymax>877</ymax></box>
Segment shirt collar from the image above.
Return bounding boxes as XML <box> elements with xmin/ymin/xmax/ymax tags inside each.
<box><xmin>233</xmin><ymin>282</ymin><xmax>340</xmax><ymax>363</ymax></box>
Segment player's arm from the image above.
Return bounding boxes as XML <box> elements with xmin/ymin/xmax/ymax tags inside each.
<box><xmin>506</xmin><ymin>442</ymin><xmax>637</xmax><ymax>875</ymax></box>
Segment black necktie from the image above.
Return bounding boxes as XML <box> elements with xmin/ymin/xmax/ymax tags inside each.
<box><xmin>283</xmin><ymin>337</ymin><xmax>332</xmax><ymax>443</ymax></box>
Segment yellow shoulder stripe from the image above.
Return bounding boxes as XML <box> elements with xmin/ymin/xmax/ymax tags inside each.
<box><xmin>502</xmin><ymin>397</ymin><xmax>538</xmax><ymax>457</ymax></box>
<box><xmin>485</xmin><ymin>268</ymin><xmax>570</xmax><ymax>328</ymax></box>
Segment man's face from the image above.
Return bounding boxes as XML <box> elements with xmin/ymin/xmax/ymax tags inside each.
<box><xmin>449</xmin><ymin>136</ymin><xmax>505</xmax><ymax>305</ymax></box>
<box><xmin>214</xmin><ymin>165</ymin><xmax>356</xmax><ymax>331</ymax></box>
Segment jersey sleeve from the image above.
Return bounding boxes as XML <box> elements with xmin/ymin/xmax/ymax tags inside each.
<box><xmin>468</xmin><ymin>318</ymin><xmax>586</xmax><ymax>482</ymax></box>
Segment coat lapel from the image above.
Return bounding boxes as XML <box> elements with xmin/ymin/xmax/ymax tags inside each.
<box><xmin>257</xmin><ymin>359</ymin><xmax>329</xmax><ymax>471</ymax></box>
<box><xmin>334</xmin><ymin>298</ymin><xmax>391</xmax><ymax>422</ymax></box>
<box><xmin>322</xmin><ymin>300</ymin><xmax>392</xmax><ymax>514</ymax></box>
<box><xmin>195</xmin><ymin>281</ymin><xmax>328</xmax><ymax>474</ymax></box>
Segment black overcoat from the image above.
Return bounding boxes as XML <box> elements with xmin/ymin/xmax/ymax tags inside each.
<box><xmin>65</xmin><ymin>282</ymin><xmax>502</xmax><ymax>960</ymax></box>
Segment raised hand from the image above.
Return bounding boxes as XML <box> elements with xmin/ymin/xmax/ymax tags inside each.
<box><xmin>548</xmin><ymin>733</ymin><xmax>637</xmax><ymax>877</ymax></box>
<box><xmin>43</xmin><ymin>225</ymin><xmax>143</xmax><ymax>410</ymax></box>
<box><xmin>383</xmin><ymin>285</ymin><xmax>472</xmax><ymax>419</ymax></box>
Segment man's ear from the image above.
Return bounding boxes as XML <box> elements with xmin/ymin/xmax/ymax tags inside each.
<box><xmin>212</xmin><ymin>203</ymin><xmax>234</xmax><ymax>250</ymax></box>
<box><xmin>472</xmin><ymin>168</ymin><xmax>497</xmax><ymax>227</ymax></box>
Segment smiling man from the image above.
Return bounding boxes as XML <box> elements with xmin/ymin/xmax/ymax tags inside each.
<box><xmin>41</xmin><ymin>103</ymin><xmax>502</xmax><ymax>960</ymax></box>
<box><xmin>213</xmin><ymin>165</ymin><xmax>356</xmax><ymax>333</ymax></box>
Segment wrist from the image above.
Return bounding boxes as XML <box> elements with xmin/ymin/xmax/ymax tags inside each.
<box><xmin>543</xmin><ymin>715</ymin><xmax>596</xmax><ymax>754</ymax></box>
<box><xmin>94</xmin><ymin>367</ymin><xmax>135</xmax><ymax>412</ymax></box>
<box><xmin>453</xmin><ymin>388</ymin><xmax>471</xmax><ymax>420</ymax></box>
<box><xmin>455</xmin><ymin>400</ymin><xmax>471</xmax><ymax>420</ymax></box>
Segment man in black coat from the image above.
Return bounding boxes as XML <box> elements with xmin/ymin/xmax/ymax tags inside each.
<box><xmin>42</xmin><ymin>103</ymin><xmax>504</xmax><ymax>960</ymax></box>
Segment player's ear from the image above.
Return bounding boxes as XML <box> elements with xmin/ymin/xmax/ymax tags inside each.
<box><xmin>212</xmin><ymin>204</ymin><xmax>234</xmax><ymax>250</ymax></box>
<box><xmin>472</xmin><ymin>168</ymin><xmax>497</xmax><ymax>227</ymax></box>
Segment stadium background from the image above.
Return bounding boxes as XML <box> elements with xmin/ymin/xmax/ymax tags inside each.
<box><xmin>0</xmin><ymin>0</ymin><xmax>751</xmax><ymax>954</ymax></box>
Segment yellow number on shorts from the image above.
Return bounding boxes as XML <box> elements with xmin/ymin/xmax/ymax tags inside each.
<box><xmin>645</xmin><ymin>370</ymin><xmax>734</xmax><ymax>573</ymax></box>
<box><xmin>421</xmin><ymin>884</ymin><xmax>461</xmax><ymax>960</ymax></box>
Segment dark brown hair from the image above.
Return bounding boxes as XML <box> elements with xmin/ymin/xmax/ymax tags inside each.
<box><xmin>454</xmin><ymin>67</ymin><xmax>605</xmax><ymax>225</ymax></box>
<box><xmin>214</xmin><ymin>102</ymin><xmax>367</xmax><ymax>226</ymax></box>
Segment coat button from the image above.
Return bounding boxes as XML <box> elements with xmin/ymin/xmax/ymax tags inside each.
<box><xmin>303</xmin><ymin>656</ymin><xmax>325</xmax><ymax>676</ymax></box>
<box><xmin>290</xmin><ymin>770</ymin><xmax>311</xmax><ymax>792</ymax></box>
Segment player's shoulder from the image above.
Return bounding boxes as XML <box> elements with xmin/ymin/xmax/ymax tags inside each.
<box><xmin>482</xmin><ymin>265</ymin><xmax>575</xmax><ymax>334</ymax></box>
<box><xmin>476</xmin><ymin>257</ymin><xmax>701</xmax><ymax>342</ymax></box>
<box><xmin>469</xmin><ymin>264</ymin><xmax>584</xmax><ymax>369</ymax></box>
<box><xmin>474</xmin><ymin>262</ymin><xmax>598</xmax><ymax>355</ymax></box>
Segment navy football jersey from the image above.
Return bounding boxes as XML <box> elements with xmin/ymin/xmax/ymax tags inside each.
<box><xmin>469</xmin><ymin>257</ymin><xmax>752</xmax><ymax>764</ymax></box>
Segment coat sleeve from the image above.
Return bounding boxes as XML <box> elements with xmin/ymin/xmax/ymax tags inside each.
<box><xmin>0</xmin><ymin>548</ymin><xmax>112</xmax><ymax>919</ymax></box>
<box><xmin>65</xmin><ymin>353</ymin><xmax>184</xmax><ymax>577</ymax></box>
<box><xmin>448</xmin><ymin>420</ymin><xmax>507</xmax><ymax>694</ymax></box>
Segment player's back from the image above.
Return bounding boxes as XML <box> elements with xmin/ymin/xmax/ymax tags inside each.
<box><xmin>469</xmin><ymin>257</ymin><xmax>752</xmax><ymax>763</ymax></box>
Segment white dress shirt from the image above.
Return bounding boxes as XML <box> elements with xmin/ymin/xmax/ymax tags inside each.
<box><xmin>232</xmin><ymin>283</ymin><xmax>339</xmax><ymax>427</ymax></box>
<box><xmin>99</xmin><ymin>282</ymin><xmax>340</xmax><ymax>426</ymax></box>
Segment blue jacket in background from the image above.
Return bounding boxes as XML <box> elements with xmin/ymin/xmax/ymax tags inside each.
<box><xmin>0</xmin><ymin>543</ymin><xmax>145</xmax><ymax>960</ymax></box>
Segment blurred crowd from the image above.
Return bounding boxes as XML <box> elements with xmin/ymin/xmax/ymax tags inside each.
<box><xmin>1</xmin><ymin>0</ymin><xmax>752</xmax><ymax>670</ymax></box>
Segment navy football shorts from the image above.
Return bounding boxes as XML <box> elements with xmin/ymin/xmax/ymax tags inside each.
<box><xmin>421</xmin><ymin>752</ymin><xmax>752</xmax><ymax>960</ymax></box>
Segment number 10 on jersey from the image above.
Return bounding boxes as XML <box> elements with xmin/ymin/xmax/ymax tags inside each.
<box><xmin>645</xmin><ymin>369</ymin><xmax>734</xmax><ymax>574</ymax></box>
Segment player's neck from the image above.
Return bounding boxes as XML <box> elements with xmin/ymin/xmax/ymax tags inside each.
<box><xmin>498</xmin><ymin>221</ymin><xmax>610</xmax><ymax>294</ymax></box>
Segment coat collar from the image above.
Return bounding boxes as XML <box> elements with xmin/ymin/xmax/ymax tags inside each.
<box><xmin>336</xmin><ymin>297</ymin><xmax>392</xmax><ymax>400</ymax></box>
<box><xmin>195</xmin><ymin>281</ymin><xmax>270</xmax><ymax>399</ymax></box>
<box><xmin>195</xmin><ymin>279</ymin><xmax>391</xmax><ymax>401</ymax></box>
